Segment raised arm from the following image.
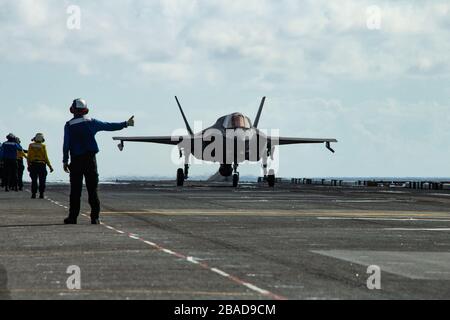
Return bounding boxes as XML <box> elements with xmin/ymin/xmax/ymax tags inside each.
<box><xmin>91</xmin><ymin>119</ymin><xmax>128</xmax><ymax>133</ymax></box>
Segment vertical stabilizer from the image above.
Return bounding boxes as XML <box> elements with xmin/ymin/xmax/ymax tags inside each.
<box><xmin>175</xmin><ymin>96</ymin><xmax>194</xmax><ymax>136</ymax></box>
<box><xmin>253</xmin><ymin>96</ymin><xmax>266</xmax><ymax>128</ymax></box>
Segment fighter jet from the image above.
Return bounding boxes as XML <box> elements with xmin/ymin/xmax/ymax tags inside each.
<box><xmin>113</xmin><ymin>96</ymin><xmax>337</xmax><ymax>187</ymax></box>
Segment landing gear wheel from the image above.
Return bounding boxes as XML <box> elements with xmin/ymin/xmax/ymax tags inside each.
<box><xmin>176</xmin><ymin>168</ymin><xmax>184</xmax><ymax>186</ymax></box>
<box><xmin>267</xmin><ymin>169</ymin><xmax>275</xmax><ymax>187</ymax></box>
<box><xmin>232</xmin><ymin>174</ymin><xmax>239</xmax><ymax>187</ymax></box>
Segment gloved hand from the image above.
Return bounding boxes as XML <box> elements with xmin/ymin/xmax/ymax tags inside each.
<box><xmin>49</xmin><ymin>167</ymin><xmax>54</xmax><ymax>173</ymax></box>
<box><xmin>63</xmin><ymin>163</ymin><xmax>70</xmax><ymax>173</ymax></box>
<box><xmin>127</xmin><ymin>115</ymin><xmax>135</xmax><ymax>127</ymax></box>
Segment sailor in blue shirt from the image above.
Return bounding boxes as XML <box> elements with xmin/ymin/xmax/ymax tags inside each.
<box><xmin>63</xmin><ymin>98</ymin><xmax>134</xmax><ymax>225</ymax></box>
<box><xmin>0</xmin><ymin>142</ymin><xmax>4</xmax><ymax>188</ymax></box>
<box><xmin>2</xmin><ymin>133</ymin><xmax>23</xmax><ymax>192</ymax></box>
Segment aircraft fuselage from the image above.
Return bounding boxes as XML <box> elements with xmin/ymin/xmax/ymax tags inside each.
<box><xmin>175</xmin><ymin>114</ymin><xmax>274</xmax><ymax>176</ymax></box>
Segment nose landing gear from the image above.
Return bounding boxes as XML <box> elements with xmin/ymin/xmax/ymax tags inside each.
<box><xmin>262</xmin><ymin>152</ymin><xmax>276</xmax><ymax>187</ymax></box>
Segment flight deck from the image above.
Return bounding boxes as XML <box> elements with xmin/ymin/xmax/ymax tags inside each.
<box><xmin>1</xmin><ymin>181</ymin><xmax>450</xmax><ymax>300</ymax></box>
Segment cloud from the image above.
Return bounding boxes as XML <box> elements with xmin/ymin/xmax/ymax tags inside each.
<box><xmin>18</xmin><ymin>104</ymin><xmax>67</xmax><ymax>124</ymax></box>
<box><xmin>0</xmin><ymin>0</ymin><xmax>449</xmax><ymax>85</ymax></box>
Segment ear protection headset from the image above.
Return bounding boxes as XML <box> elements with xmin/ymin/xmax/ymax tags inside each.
<box><xmin>70</xmin><ymin>98</ymin><xmax>89</xmax><ymax>115</ymax></box>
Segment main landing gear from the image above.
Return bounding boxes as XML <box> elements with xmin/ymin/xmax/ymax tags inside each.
<box><xmin>176</xmin><ymin>168</ymin><xmax>184</xmax><ymax>186</ymax></box>
<box><xmin>267</xmin><ymin>169</ymin><xmax>275</xmax><ymax>187</ymax></box>
<box><xmin>177</xmin><ymin>161</ymin><xmax>190</xmax><ymax>187</ymax></box>
<box><xmin>232</xmin><ymin>163</ymin><xmax>239</xmax><ymax>188</ymax></box>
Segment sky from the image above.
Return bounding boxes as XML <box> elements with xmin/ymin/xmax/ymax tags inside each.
<box><xmin>1</xmin><ymin>0</ymin><xmax>450</xmax><ymax>181</ymax></box>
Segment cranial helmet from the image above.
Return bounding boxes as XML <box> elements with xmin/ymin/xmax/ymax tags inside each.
<box><xmin>6</xmin><ymin>133</ymin><xmax>15</xmax><ymax>141</ymax></box>
<box><xmin>32</xmin><ymin>133</ymin><xmax>45</xmax><ymax>143</ymax></box>
<box><xmin>70</xmin><ymin>98</ymin><xmax>89</xmax><ymax>115</ymax></box>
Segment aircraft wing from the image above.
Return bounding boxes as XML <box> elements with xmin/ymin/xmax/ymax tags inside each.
<box><xmin>112</xmin><ymin>136</ymin><xmax>186</xmax><ymax>146</ymax></box>
<box><xmin>268</xmin><ymin>137</ymin><xmax>338</xmax><ymax>152</ymax></box>
<box><xmin>273</xmin><ymin>137</ymin><xmax>337</xmax><ymax>145</ymax></box>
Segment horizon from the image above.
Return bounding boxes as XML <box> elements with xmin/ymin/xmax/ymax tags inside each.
<box><xmin>41</xmin><ymin>175</ymin><xmax>450</xmax><ymax>183</ymax></box>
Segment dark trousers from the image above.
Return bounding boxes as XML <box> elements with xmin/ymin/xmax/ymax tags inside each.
<box><xmin>3</xmin><ymin>159</ymin><xmax>17</xmax><ymax>191</ymax></box>
<box><xmin>17</xmin><ymin>159</ymin><xmax>24</xmax><ymax>190</ymax></box>
<box><xmin>69</xmin><ymin>153</ymin><xmax>100</xmax><ymax>220</ymax></box>
<box><xmin>0</xmin><ymin>161</ymin><xmax>4</xmax><ymax>187</ymax></box>
<box><xmin>29</xmin><ymin>162</ymin><xmax>47</xmax><ymax>195</ymax></box>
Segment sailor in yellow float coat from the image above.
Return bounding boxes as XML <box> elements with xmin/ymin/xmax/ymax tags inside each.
<box><xmin>27</xmin><ymin>133</ymin><xmax>53</xmax><ymax>199</ymax></box>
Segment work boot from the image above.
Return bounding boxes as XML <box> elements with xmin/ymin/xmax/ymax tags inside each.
<box><xmin>39</xmin><ymin>193</ymin><xmax>44</xmax><ymax>199</ymax></box>
<box><xmin>31</xmin><ymin>193</ymin><xmax>36</xmax><ymax>199</ymax></box>
<box><xmin>64</xmin><ymin>217</ymin><xmax>77</xmax><ymax>224</ymax></box>
<box><xmin>91</xmin><ymin>218</ymin><xmax>100</xmax><ymax>225</ymax></box>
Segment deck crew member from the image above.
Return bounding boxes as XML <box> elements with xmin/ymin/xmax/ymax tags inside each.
<box><xmin>27</xmin><ymin>133</ymin><xmax>53</xmax><ymax>199</ymax></box>
<box><xmin>0</xmin><ymin>143</ymin><xmax>4</xmax><ymax>188</ymax></box>
<box><xmin>2</xmin><ymin>133</ymin><xmax>22</xmax><ymax>192</ymax></box>
<box><xmin>62</xmin><ymin>98</ymin><xmax>134</xmax><ymax>225</ymax></box>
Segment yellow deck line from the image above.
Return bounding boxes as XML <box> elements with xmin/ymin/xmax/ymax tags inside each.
<box><xmin>96</xmin><ymin>209</ymin><xmax>450</xmax><ymax>219</ymax></box>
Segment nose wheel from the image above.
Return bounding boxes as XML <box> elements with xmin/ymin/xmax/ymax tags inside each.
<box><xmin>262</xmin><ymin>156</ymin><xmax>276</xmax><ymax>187</ymax></box>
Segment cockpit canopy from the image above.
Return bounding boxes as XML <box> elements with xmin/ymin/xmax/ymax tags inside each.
<box><xmin>223</xmin><ymin>113</ymin><xmax>252</xmax><ymax>129</ymax></box>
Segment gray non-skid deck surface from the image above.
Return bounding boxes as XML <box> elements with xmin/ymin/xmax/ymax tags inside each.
<box><xmin>1</xmin><ymin>181</ymin><xmax>450</xmax><ymax>299</ymax></box>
